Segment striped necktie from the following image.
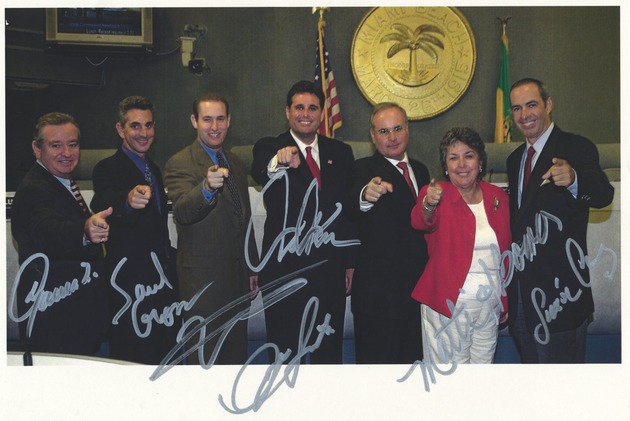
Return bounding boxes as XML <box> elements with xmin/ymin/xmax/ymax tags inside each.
<box><xmin>70</xmin><ymin>179</ymin><xmax>90</xmax><ymax>216</ymax></box>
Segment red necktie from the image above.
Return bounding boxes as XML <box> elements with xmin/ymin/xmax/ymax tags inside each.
<box><xmin>305</xmin><ymin>146</ymin><xmax>321</xmax><ymax>190</ymax></box>
<box><xmin>523</xmin><ymin>147</ymin><xmax>535</xmax><ymax>189</ymax></box>
<box><xmin>397</xmin><ymin>162</ymin><xmax>416</xmax><ymax>199</ymax></box>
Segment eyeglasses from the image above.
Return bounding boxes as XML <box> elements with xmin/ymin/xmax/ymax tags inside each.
<box><xmin>374</xmin><ymin>125</ymin><xmax>405</xmax><ymax>137</ymax></box>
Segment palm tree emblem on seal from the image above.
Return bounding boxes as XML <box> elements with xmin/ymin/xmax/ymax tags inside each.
<box><xmin>380</xmin><ymin>23</ymin><xmax>445</xmax><ymax>87</ymax></box>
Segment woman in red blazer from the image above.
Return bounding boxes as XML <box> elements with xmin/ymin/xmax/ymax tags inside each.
<box><xmin>410</xmin><ymin>127</ymin><xmax>511</xmax><ymax>364</ymax></box>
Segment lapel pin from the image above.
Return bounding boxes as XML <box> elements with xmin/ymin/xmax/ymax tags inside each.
<box><xmin>328</xmin><ymin>160</ymin><xmax>333</xmax><ymax>165</ymax></box>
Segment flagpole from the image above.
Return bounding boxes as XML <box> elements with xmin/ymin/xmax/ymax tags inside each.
<box><xmin>495</xmin><ymin>16</ymin><xmax>512</xmax><ymax>143</ymax></box>
<box><xmin>314</xmin><ymin>7</ymin><xmax>330</xmax><ymax>136</ymax></box>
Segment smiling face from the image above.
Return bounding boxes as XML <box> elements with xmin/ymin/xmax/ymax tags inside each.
<box><xmin>32</xmin><ymin>122</ymin><xmax>80</xmax><ymax>179</ymax></box>
<box><xmin>510</xmin><ymin>82</ymin><xmax>553</xmax><ymax>145</ymax></box>
<box><xmin>117</xmin><ymin>108</ymin><xmax>155</xmax><ymax>158</ymax></box>
<box><xmin>445</xmin><ymin>141</ymin><xmax>481</xmax><ymax>192</ymax></box>
<box><xmin>370</xmin><ymin>106</ymin><xmax>409</xmax><ymax>161</ymax></box>
<box><xmin>191</xmin><ymin>100</ymin><xmax>231</xmax><ymax>151</ymax></box>
<box><xmin>285</xmin><ymin>92</ymin><xmax>322</xmax><ymax>144</ymax></box>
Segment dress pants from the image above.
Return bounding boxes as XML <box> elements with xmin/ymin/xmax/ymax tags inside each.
<box><xmin>421</xmin><ymin>295</ymin><xmax>500</xmax><ymax>364</ymax></box>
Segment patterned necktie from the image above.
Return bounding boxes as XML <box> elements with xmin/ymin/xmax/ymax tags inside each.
<box><xmin>397</xmin><ymin>162</ymin><xmax>416</xmax><ymax>199</ymax></box>
<box><xmin>523</xmin><ymin>146</ymin><xmax>535</xmax><ymax>190</ymax></box>
<box><xmin>143</xmin><ymin>161</ymin><xmax>153</xmax><ymax>185</ymax></box>
<box><xmin>305</xmin><ymin>146</ymin><xmax>322</xmax><ymax>190</ymax></box>
<box><xmin>143</xmin><ymin>161</ymin><xmax>162</xmax><ymax>214</ymax></box>
<box><xmin>70</xmin><ymin>179</ymin><xmax>90</xmax><ymax>216</ymax></box>
<box><xmin>216</xmin><ymin>151</ymin><xmax>243</xmax><ymax>224</ymax></box>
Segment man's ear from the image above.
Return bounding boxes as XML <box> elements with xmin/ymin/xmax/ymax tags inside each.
<box><xmin>115</xmin><ymin>122</ymin><xmax>125</xmax><ymax>140</ymax></box>
<box><xmin>32</xmin><ymin>140</ymin><xmax>42</xmax><ymax>159</ymax></box>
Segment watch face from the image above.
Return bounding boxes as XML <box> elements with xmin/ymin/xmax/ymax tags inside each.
<box><xmin>351</xmin><ymin>7</ymin><xmax>477</xmax><ymax>120</ymax></box>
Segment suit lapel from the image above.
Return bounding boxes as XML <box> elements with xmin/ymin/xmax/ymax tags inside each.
<box><xmin>117</xmin><ymin>148</ymin><xmax>145</xmax><ymax>185</ymax></box>
<box><xmin>36</xmin><ymin>164</ymin><xmax>87</xmax><ymax>216</ymax></box>
<box><xmin>191</xmin><ymin>140</ymin><xmax>215</xmax><ymax>177</ymax></box>
<box><xmin>375</xmin><ymin>152</ymin><xmax>415</xmax><ymax>201</ymax></box>
<box><xmin>318</xmin><ymin>136</ymin><xmax>333</xmax><ymax>190</ymax></box>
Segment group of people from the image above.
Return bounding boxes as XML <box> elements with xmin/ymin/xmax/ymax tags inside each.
<box><xmin>10</xmin><ymin>77</ymin><xmax>613</xmax><ymax>366</ymax></box>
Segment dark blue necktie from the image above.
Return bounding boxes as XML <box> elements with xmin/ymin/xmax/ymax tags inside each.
<box><xmin>143</xmin><ymin>161</ymin><xmax>161</xmax><ymax>213</ymax></box>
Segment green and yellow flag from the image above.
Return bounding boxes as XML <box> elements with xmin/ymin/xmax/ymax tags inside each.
<box><xmin>494</xmin><ymin>20</ymin><xmax>512</xmax><ymax>143</ymax></box>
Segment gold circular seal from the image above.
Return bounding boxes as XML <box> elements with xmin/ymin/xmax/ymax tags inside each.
<box><xmin>351</xmin><ymin>7</ymin><xmax>477</xmax><ymax>120</ymax></box>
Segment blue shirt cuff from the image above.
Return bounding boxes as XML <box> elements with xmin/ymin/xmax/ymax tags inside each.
<box><xmin>202</xmin><ymin>180</ymin><xmax>217</xmax><ymax>202</ymax></box>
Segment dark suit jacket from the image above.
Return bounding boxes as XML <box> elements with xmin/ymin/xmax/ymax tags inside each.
<box><xmin>90</xmin><ymin>148</ymin><xmax>178</xmax><ymax>363</ymax></box>
<box><xmin>250</xmin><ymin>131</ymin><xmax>357</xmax><ymax>293</ymax></box>
<box><xmin>164</xmin><ymin>140</ymin><xmax>257</xmax><ymax>364</ymax></box>
<box><xmin>10</xmin><ymin>163</ymin><xmax>109</xmax><ymax>355</ymax></box>
<box><xmin>348</xmin><ymin>152</ymin><xmax>430</xmax><ymax>320</ymax></box>
<box><xmin>91</xmin><ymin>148</ymin><xmax>171</xmax><ymax>261</ymax></box>
<box><xmin>506</xmin><ymin>125</ymin><xmax>614</xmax><ymax>333</ymax></box>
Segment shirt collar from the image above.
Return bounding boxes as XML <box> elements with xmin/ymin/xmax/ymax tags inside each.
<box><xmin>289</xmin><ymin>130</ymin><xmax>319</xmax><ymax>155</ymax></box>
<box><xmin>37</xmin><ymin>160</ymin><xmax>71</xmax><ymax>187</ymax></box>
<box><xmin>383</xmin><ymin>152</ymin><xmax>409</xmax><ymax>168</ymax></box>
<box><xmin>528</xmin><ymin>122</ymin><xmax>555</xmax><ymax>155</ymax></box>
<box><xmin>122</xmin><ymin>144</ymin><xmax>149</xmax><ymax>172</ymax></box>
<box><xmin>197</xmin><ymin>139</ymin><xmax>222</xmax><ymax>164</ymax></box>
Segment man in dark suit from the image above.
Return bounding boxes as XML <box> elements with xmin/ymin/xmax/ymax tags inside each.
<box><xmin>165</xmin><ymin>92</ymin><xmax>258</xmax><ymax>365</ymax></box>
<box><xmin>251</xmin><ymin>80</ymin><xmax>358</xmax><ymax>364</ymax></box>
<box><xmin>91</xmin><ymin>96</ymin><xmax>179</xmax><ymax>364</ymax></box>
<box><xmin>348</xmin><ymin>102</ymin><xmax>430</xmax><ymax>364</ymax></box>
<box><xmin>506</xmin><ymin>78</ymin><xmax>614</xmax><ymax>363</ymax></box>
<box><xmin>10</xmin><ymin>112</ymin><xmax>112</xmax><ymax>356</ymax></box>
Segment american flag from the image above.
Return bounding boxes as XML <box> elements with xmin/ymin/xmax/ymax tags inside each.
<box><xmin>314</xmin><ymin>18</ymin><xmax>342</xmax><ymax>138</ymax></box>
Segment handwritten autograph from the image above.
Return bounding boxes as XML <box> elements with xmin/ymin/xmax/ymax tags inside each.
<box><xmin>150</xmin><ymin>261</ymin><xmax>326</xmax><ymax>381</ymax></box>
<box><xmin>218</xmin><ymin>296</ymin><xmax>334</xmax><ymax>414</ymax></box>
<box><xmin>499</xmin><ymin>210</ymin><xmax>563</xmax><ymax>285</ymax></box>
<box><xmin>8</xmin><ymin>252</ymin><xmax>97</xmax><ymax>337</ymax></box>
<box><xmin>398</xmin><ymin>272</ymin><xmax>502</xmax><ymax>392</ymax></box>
<box><xmin>245</xmin><ymin>172</ymin><xmax>360</xmax><ymax>272</ymax></box>
<box><xmin>398</xmin><ymin>326</ymin><xmax>458</xmax><ymax>392</ymax></box>
<box><xmin>532</xmin><ymin>241</ymin><xmax>618</xmax><ymax>344</ymax></box>
<box><xmin>494</xmin><ymin>210</ymin><xmax>618</xmax><ymax>344</ymax></box>
<box><xmin>110</xmin><ymin>252</ymin><xmax>212</xmax><ymax>338</ymax></box>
